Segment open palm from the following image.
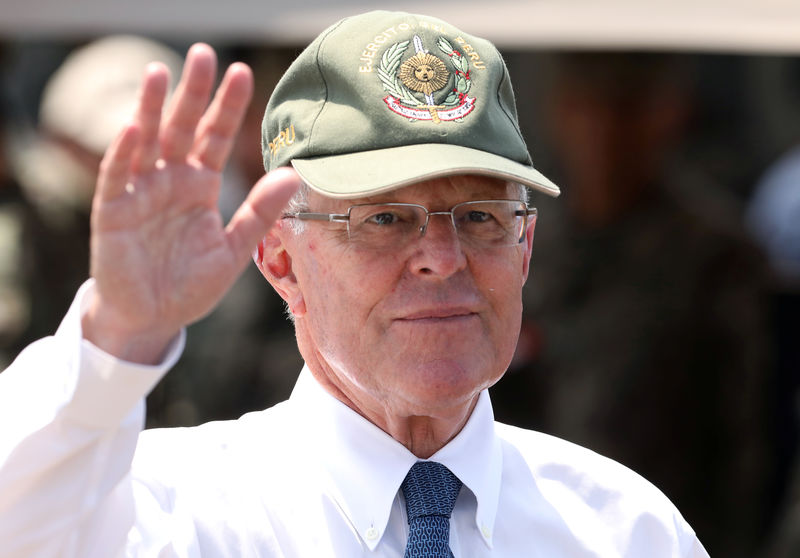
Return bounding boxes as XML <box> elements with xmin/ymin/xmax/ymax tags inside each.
<box><xmin>84</xmin><ymin>44</ymin><xmax>298</xmax><ymax>363</ymax></box>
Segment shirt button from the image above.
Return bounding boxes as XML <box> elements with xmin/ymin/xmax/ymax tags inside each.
<box><xmin>365</xmin><ymin>527</ymin><xmax>380</xmax><ymax>540</ymax></box>
<box><xmin>481</xmin><ymin>524</ymin><xmax>492</xmax><ymax>538</ymax></box>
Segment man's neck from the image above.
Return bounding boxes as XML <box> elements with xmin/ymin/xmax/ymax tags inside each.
<box><xmin>303</xmin><ymin>351</ymin><xmax>479</xmax><ymax>458</ymax></box>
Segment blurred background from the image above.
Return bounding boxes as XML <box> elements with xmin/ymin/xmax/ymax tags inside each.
<box><xmin>0</xmin><ymin>1</ymin><xmax>798</xmax><ymax>556</ymax></box>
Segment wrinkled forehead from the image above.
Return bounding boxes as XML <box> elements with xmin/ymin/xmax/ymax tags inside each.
<box><xmin>309</xmin><ymin>174</ymin><xmax>519</xmax><ymax>210</ymax></box>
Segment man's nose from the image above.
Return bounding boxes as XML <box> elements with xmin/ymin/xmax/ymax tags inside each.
<box><xmin>409</xmin><ymin>213</ymin><xmax>467</xmax><ymax>278</ymax></box>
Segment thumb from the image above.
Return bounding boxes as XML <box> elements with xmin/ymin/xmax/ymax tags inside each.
<box><xmin>225</xmin><ymin>167</ymin><xmax>300</xmax><ymax>265</ymax></box>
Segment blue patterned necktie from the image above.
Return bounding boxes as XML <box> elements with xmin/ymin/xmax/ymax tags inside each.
<box><xmin>401</xmin><ymin>461</ymin><xmax>463</xmax><ymax>558</ymax></box>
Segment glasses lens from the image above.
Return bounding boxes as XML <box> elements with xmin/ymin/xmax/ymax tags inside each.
<box><xmin>453</xmin><ymin>201</ymin><xmax>526</xmax><ymax>246</ymax></box>
<box><xmin>347</xmin><ymin>204</ymin><xmax>426</xmax><ymax>249</ymax></box>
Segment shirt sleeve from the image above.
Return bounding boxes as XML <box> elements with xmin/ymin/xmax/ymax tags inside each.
<box><xmin>0</xmin><ymin>279</ymin><xmax>185</xmax><ymax>558</ymax></box>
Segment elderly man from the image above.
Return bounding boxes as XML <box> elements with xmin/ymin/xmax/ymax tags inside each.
<box><xmin>0</xmin><ymin>11</ymin><xmax>708</xmax><ymax>558</ymax></box>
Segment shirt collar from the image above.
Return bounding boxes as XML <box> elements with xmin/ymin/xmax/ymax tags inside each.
<box><xmin>289</xmin><ymin>366</ymin><xmax>502</xmax><ymax>551</ymax></box>
<box><xmin>430</xmin><ymin>389</ymin><xmax>502</xmax><ymax>548</ymax></box>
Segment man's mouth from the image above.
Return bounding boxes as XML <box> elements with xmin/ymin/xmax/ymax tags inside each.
<box><xmin>397</xmin><ymin>308</ymin><xmax>477</xmax><ymax>322</ymax></box>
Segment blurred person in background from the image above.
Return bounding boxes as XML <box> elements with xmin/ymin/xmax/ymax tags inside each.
<box><xmin>0</xmin><ymin>42</ymin><xmax>33</xmax><ymax>368</ymax></box>
<box><xmin>491</xmin><ymin>52</ymin><xmax>776</xmax><ymax>558</ymax></box>
<box><xmin>746</xmin><ymin>145</ymin><xmax>800</xmax><ymax>558</ymax></box>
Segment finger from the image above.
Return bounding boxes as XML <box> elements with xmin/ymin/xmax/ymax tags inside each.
<box><xmin>96</xmin><ymin>123</ymin><xmax>140</xmax><ymax>202</ymax></box>
<box><xmin>225</xmin><ymin>167</ymin><xmax>300</xmax><ymax>266</ymax></box>
<box><xmin>131</xmin><ymin>63</ymin><xmax>170</xmax><ymax>174</ymax></box>
<box><xmin>160</xmin><ymin>43</ymin><xmax>217</xmax><ymax>162</ymax></box>
<box><xmin>190</xmin><ymin>62</ymin><xmax>254</xmax><ymax>172</ymax></box>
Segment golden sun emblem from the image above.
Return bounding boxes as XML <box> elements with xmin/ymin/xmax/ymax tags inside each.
<box><xmin>398</xmin><ymin>53</ymin><xmax>450</xmax><ymax>96</ymax></box>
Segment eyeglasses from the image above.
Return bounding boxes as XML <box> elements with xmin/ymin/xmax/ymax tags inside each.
<box><xmin>282</xmin><ymin>200</ymin><xmax>537</xmax><ymax>250</ymax></box>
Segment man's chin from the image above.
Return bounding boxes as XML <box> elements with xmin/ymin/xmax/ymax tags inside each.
<box><xmin>387</xmin><ymin>318</ymin><xmax>488</xmax><ymax>359</ymax></box>
<box><xmin>394</xmin><ymin>360</ymin><xmax>489</xmax><ymax>406</ymax></box>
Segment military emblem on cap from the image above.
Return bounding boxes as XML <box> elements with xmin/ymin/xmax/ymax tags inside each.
<box><xmin>378</xmin><ymin>35</ymin><xmax>475</xmax><ymax>124</ymax></box>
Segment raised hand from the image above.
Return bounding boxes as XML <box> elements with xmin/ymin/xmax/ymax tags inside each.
<box><xmin>81</xmin><ymin>44</ymin><xmax>298</xmax><ymax>364</ymax></box>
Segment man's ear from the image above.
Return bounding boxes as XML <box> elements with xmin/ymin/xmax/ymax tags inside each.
<box><xmin>254</xmin><ymin>226</ymin><xmax>307</xmax><ymax>318</ymax></box>
<box><xmin>521</xmin><ymin>213</ymin><xmax>536</xmax><ymax>283</ymax></box>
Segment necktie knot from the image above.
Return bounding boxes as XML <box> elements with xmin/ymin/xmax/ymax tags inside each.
<box><xmin>401</xmin><ymin>462</ymin><xmax>462</xmax><ymax>558</ymax></box>
<box><xmin>402</xmin><ymin>461</ymin><xmax>462</xmax><ymax>519</ymax></box>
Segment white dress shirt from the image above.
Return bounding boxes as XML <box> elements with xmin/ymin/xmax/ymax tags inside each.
<box><xmin>0</xmin><ymin>281</ymin><xmax>709</xmax><ymax>557</ymax></box>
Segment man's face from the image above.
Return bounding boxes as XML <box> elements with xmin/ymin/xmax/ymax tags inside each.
<box><xmin>270</xmin><ymin>174</ymin><xmax>535</xmax><ymax>422</ymax></box>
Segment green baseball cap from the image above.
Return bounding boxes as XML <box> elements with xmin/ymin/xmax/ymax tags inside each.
<box><xmin>262</xmin><ymin>10</ymin><xmax>559</xmax><ymax>199</ymax></box>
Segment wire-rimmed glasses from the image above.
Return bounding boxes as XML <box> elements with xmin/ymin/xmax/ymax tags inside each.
<box><xmin>282</xmin><ymin>200</ymin><xmax>537</xmax><ymax>251</ymax></box>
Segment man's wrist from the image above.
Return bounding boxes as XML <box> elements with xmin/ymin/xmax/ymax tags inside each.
<box><xmin>80</xmin><ymin>288</ymin><xmax>181</xmax><ymax>365</ymax></box>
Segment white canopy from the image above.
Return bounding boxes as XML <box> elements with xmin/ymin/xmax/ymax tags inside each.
<box><xmin>1</xmin><ymin>0</ymin><xmax>800</xmax><ymax>53</ymax></box>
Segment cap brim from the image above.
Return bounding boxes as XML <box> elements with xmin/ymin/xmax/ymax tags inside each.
<box><xmin>290</xmin><ymin>143</ymin><xmax>560</xmax><ymax>199</ymax></box>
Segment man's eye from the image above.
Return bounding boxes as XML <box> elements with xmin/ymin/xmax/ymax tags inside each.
<box><xmin>466</xmin><ymin>210</ymin><xmax>492</xmax><ymax>223</ymax></box>
<box><xmin>366</xmin><ymin>212</ymin><xmax>400</xmax><ymax>226</ymax></box>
